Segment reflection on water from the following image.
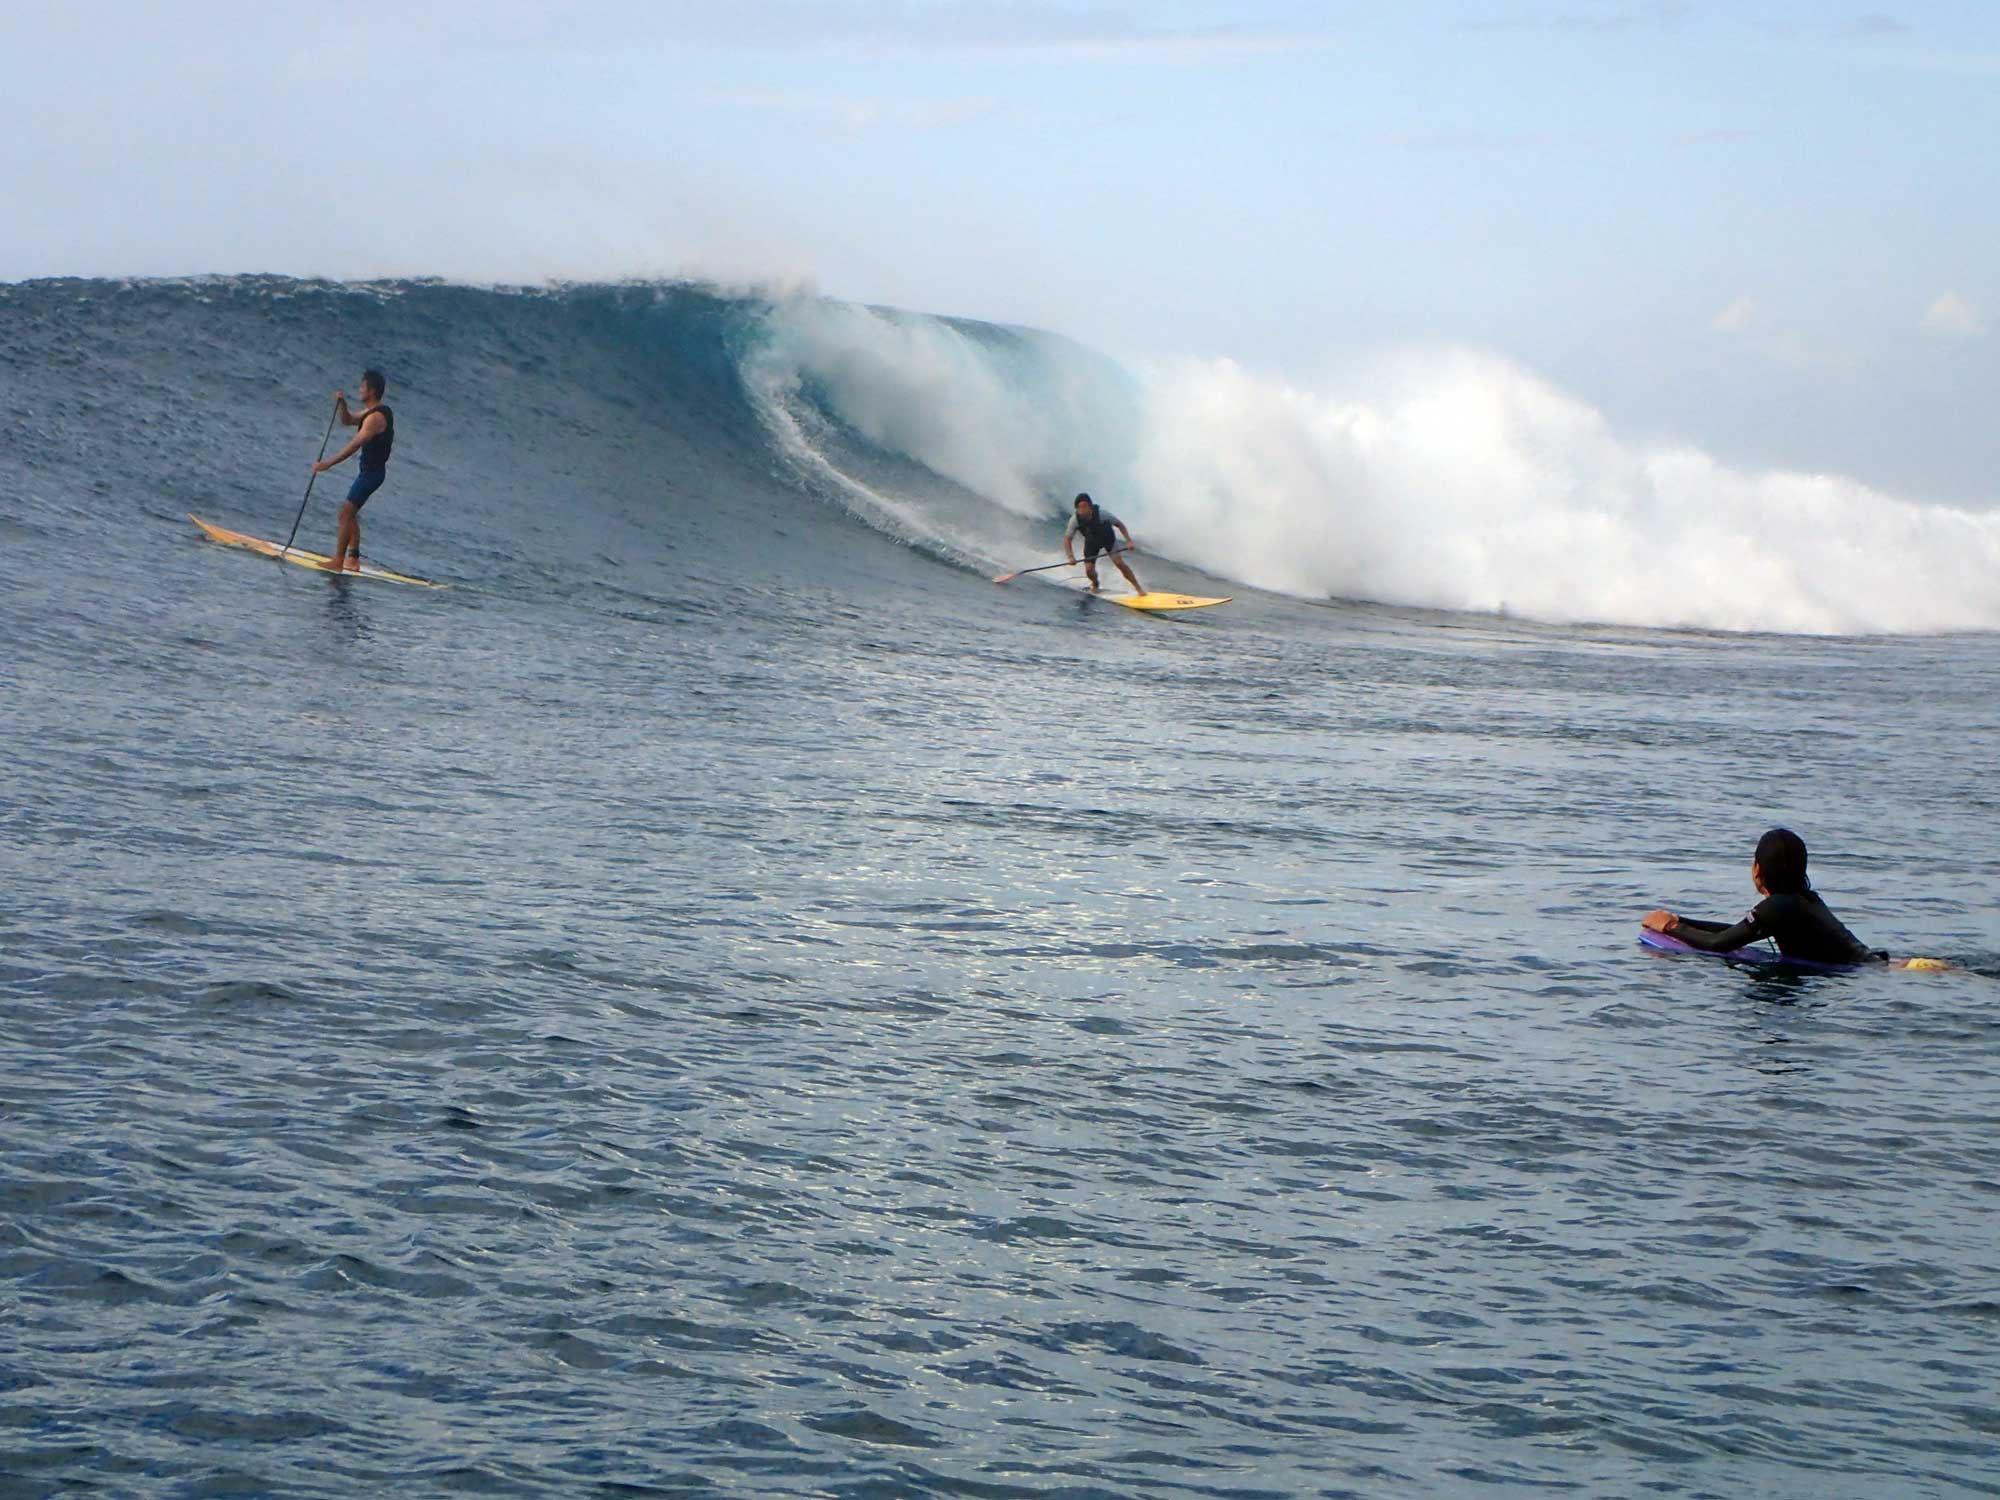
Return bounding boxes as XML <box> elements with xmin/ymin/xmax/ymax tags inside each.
<box><xmin>318</xmin><ymin>573</ymin><xmax>375</xmax><ymax>643</ymax></box>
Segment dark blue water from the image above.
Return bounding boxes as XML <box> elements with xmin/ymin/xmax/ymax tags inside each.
<box><xmin>3</xmin><ymin>278</ymin><xmax>1998</xmax><ymax>1499</ymax></box>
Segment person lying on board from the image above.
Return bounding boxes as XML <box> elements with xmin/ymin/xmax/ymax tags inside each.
<box><xmin>311</xmin><ymin>368</ymin><xmax>395</xmax><ymax>573</ymax></box>
<box><xmin>1643</xmin><ymin>827</ymin><xmax>1944</xmax><ymax>969</ymax></box>
<box><xmin>1063</xmin><ymin>493</ymin><xmax>1144</xmax><ymax>595</ymax></box>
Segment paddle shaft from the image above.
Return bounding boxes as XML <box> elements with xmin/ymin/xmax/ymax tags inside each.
<box><xmin>994</xmin><ymin>548</ymin><xmax>1132</xmax><ymax>583</ymax></box>
<box><xmin>282</xmin><ymin>399</ymin><xmax>342</xmax><ymax>556</ymax></box>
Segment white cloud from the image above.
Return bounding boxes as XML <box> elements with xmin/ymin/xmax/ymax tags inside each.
<box><xmin>1711</xmin><ymin>296</ymin><xmax>1758</xmax><ymax>333</ymax></box>
<box><xmin>989</xmin><ymin>27</ymin><xmax>1329</xmax><ymax>65</ymax></box>
<box><xmin>711</xmin><ymin>89</ymin><xmax>1004</xmax><ymax>132</ymax></box>
<box><xmin>1848</xmin><ymin>14</ymin><xmax>1913</xmax><ymax>39</ymax></box>
<box><xmin>1377</xmin><ymin>129</ymin><xmax>1558</xmax><ymax>151</ymax></box>
<box><xmin>1921</xmin><ymin>291</ymin><xmax>1986</xmax><ymax>338</ymax></box>
<box><xmin>1459</xmin><ymin>2</ymin><xmax>1690</xmax><ymax>34</ymax></box>
<box><xmin>424</xmin><ymin>3</ymin><xmax>1334</xmax><ymax>66</ymax></box>
<box><xmin>0</xmin><ymin>2</ymin><xmax>1335</xmax><ymax>70</ymax></box>
<box><xmin>1704</xmin><ymin>300</ymin><xmax>1851</xmax><ymax>371</ymax></box>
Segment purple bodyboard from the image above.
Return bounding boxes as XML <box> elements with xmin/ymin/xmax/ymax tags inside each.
<box><xmin>1637</xmin><ymin>926</ymin><xmax>1858</xmax><ymax>974</ymax></box>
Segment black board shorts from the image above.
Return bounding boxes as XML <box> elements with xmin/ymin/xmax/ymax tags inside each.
<box><xmin>346</xmin><ymin>468</ymin><xmax>387</xmax><ymax>509</ymax></box>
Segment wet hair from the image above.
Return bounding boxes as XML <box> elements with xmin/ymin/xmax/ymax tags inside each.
<box><xmin>1755</xmin><ymin>827</ymin><xmax>1810</xmax><ymax>894</ymax></box>
<box><xmin>360</xmin><ymin>369</ymin><xmax>387</xmax><ymax>398</ymax></box>
<box><xmin>1074</xmin><ymin>492</ymin><xmax>1093</xmax><ymax>509</ymax></box>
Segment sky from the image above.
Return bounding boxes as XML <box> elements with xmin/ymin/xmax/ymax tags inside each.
<box><xmin>3</xmin><ymin>0</ymin><xmax>1996</xmax><ymax>504</ymax></box>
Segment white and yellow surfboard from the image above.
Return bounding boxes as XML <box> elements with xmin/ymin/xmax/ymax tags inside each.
<box><xmin>190</xmin><ymin>514</ymin><xmax>445</xmax><ymax>589</ymax></box>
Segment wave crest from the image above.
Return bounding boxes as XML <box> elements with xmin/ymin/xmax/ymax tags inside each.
<box><xmin>741</xmin><ymin>301</ymin><xmax>2000</xmax><ymax>634</ymax></box>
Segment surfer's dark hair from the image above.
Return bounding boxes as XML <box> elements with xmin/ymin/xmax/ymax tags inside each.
<box><xmin>1755</xmin><ymin>828</ymin><xmax>1810</xmax><ymax>894</ymax></box>
<box><xmin>1074</xmin><ymin>492</ymin><xmax>1093</xmax><ymax>508</ymax></box>
<box><xmin>360</xmin><ymin>369</ymin><xmax>387</xmax><ymax>397</ymax></box>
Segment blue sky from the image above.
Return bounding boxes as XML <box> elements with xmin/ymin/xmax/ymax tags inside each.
<box><xmin>5</xmin><ymin>1</ymin><xmax>1995</xmax><ymax>502</ymax></box>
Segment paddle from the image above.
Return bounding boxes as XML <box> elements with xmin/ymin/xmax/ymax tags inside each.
<box><xmin>281</xmin><ymin>397</ymin><xmax>341</xmax><ymax>557</ymax></box>
<box><xmin>992</xmin><ymin>548</ymin><xmax>1132</xmax><ymax>584</ymax></box>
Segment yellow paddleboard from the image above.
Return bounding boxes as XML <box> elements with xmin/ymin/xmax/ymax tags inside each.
<box><xmin>189</xmin><ymin>514</ymin><xmax>445</xmax><ymax>589</ymax></box>
<box><xmin>1106</xmin><ymin>591</ymin><xmax>1232</xmax><ymax>613</ymax></box>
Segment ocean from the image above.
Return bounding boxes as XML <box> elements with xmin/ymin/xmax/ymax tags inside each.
<box><xmin>2</xmin><ymin>276</ymin><xmax>1997</xmax><ymax>1499</ymax></box>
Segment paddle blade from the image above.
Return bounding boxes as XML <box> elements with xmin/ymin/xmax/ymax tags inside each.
<box><xmin>991</xmin><ymin>570</ymin><xmax>1020</xmax><ymax>584</ymax></box>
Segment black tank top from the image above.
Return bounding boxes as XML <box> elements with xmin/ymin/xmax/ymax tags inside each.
<box><xmin>360</xmin><ymin>405</ymin><xmax>394</xmax><ymax>471</ymax></box>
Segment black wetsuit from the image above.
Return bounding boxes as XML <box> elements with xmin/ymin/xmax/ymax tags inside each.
<box><xmin>1671</xmin><ymin>889</ymin><xmax>1886</xmax><ymax>965</ymax></box>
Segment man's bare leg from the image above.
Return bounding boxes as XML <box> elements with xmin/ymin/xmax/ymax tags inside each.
<box><xmin>1115</xmin><ymin>555</ymin><xmax>1144</xmax><ymax>594</ymax></box>
<box><xmin>330</xmin><ymin>508</ymin><xmax>362</xmax><ymax>572</ymax></box>
<box><xmin>330</xmin><ymin>502</ymin><xmax>362</xmax><ymax>572</ymax></box>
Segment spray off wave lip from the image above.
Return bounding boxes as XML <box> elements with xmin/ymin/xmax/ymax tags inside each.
<box><xmin>747</xmin><ymin>300</ymin><xmax>2000</xmax><ymax>636</ymax></box>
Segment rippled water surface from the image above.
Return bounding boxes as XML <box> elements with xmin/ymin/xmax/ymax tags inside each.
<box><xmin>4</xmin><ymin>279</ymin><xmax>1999</xmax><ymax>1499</ymax></box>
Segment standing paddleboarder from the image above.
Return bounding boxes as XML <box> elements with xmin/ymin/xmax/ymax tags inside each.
<box><xmin>1063</xmin><ymin>493</ymin><xmax>1143</xmax><ymax>595</ymax></box>
<box><xmin>310</xmin><ymin>369</ymin><xmax>394</xmax><ymax>573</ymax></box>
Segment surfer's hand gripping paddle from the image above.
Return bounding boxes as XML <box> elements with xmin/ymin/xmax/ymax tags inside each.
<box><xmin>992</xmin><ymin>547</ymin><xmax>1133</xmax><ymax>584</ymax></box>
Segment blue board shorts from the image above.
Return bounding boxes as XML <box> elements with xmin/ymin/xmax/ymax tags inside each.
<box><xmin>346</xmin><ymin>468</ymin><xmax>387</xmax><ymax>510</ymax></box>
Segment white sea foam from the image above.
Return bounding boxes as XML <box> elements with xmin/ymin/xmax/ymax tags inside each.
<box><xmin>746</xmin><ymin>296</ymin><xmax>1114</xmax><ymax>521</ymax></box>
<box><xmin>1127</xmin><ymin>348</ymin><xmax>2000</xmax><ymax>634</ymax></box>
<box><xmin>749</xmin><ymin>301</ymin><xmax>2000</xmax><ymax>635</ymax></box>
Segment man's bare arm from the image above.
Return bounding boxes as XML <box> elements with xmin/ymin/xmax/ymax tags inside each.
<box><xmin>314</xmin><ymin>411</ymin><xmax>385</xmax><ymax>473</ymax></box>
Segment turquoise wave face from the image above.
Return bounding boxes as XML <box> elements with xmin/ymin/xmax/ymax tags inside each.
<box><xmin>8</xmin><ymin>274</ymin><xmax>2000</xmax><ymax>632</ymax></box>
<box><xmin>0</xmin><ymin>275</ymin><xmax>1142</xmax><ymax>612</ymax></box>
